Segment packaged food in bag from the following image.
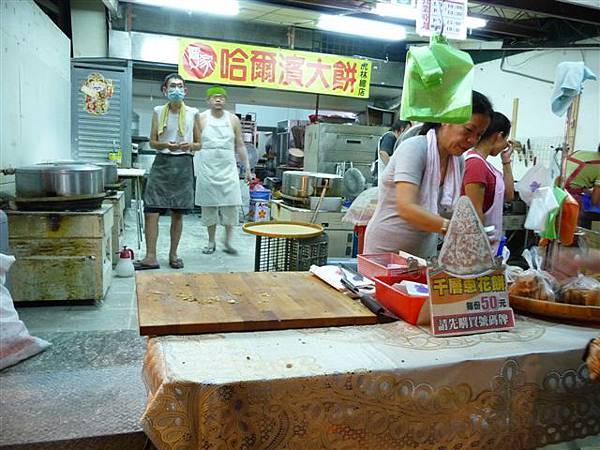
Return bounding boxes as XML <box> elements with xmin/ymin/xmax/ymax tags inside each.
<box><xmin>558</xmin><ymin>274</ymin><xmax>600</xmax><ymax>306</ymax></box>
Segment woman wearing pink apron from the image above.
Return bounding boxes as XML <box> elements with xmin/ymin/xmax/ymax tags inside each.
<box><xmin>461</xmin><ymin>112</ymin><xmax>514</xmax><ymax>253</ymax></box>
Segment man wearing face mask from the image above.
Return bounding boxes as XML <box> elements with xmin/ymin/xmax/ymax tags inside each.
<box><xmin>134</xmin><ymin>73</ymin><xmax>201</xmax><ymax>270</ymax></box>
<box><xmin>195</xmin><ymin>86</ymin><xmax>251</xmax><ymax>255</ymax></box>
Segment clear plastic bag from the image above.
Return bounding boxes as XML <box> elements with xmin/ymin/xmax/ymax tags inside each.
<box><xmin>342</xmin><ymin>187</ymin><xmax>379</xmax><ymax>226</ymax></box>
<box><xmin>558</xmin><ymin>274</ymin><xmax>600</xmax><ymax>306</ymax></box>
<box><xmin>507</xmin><ymin>248</ymin><xmax>558</xmax><ymax>301</ymax></box>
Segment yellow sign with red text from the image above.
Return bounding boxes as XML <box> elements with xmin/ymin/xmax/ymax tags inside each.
<box><xmin>178</xmin><ymin>38</ymin><xmax>372</xmax><ymax>99</ymax></box>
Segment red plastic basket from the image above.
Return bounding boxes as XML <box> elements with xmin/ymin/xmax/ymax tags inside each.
<box><xmin>358</xmin><ymin>253</ymin><xmax>424</xmax><ymax>279</ymax></box>
<box><xmin>374</xmin><ymin>273</ymin><xmax>429</xmax><ymax>325</ymax></box>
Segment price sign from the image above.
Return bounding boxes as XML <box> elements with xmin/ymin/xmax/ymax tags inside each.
<box><xmin>417</xmin><ymin>0</ymin><xmax>468</xmax><ymax>40</ymax></box>
<box><xmin>428</xmin><ymin>268</ymin><xmax>515</xmax><ymax>336</ymax></box>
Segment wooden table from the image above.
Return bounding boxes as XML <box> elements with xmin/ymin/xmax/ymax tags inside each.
<box><xmin>136</xmin><ymin>271</ymin><xmax>380</xmax><ymax>335</ymax></box>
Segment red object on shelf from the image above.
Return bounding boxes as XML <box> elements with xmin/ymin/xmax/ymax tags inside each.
<box><xmin>358</xmin><ymin>253</ymin><xmax>426</xmax><ymax>279</ymax></box>
<box><xmin>374</xmin><ymin>273</ymin><xmax>428</xmax><ymax>325</ymax></box>
<box><xmin>354</xmin><ymin>225</ymin><xmax>366</xmax><ymax>255</ymax></box>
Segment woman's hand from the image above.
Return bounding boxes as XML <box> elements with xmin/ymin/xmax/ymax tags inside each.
<box><xmin>501</xmin><ymin>141</ymin><xmax>514</xmax><ymax>164</ymax></box>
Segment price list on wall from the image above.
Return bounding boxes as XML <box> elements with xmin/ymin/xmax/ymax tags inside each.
<box><xmin>417</xmin><ymin>0</ymin><xmax>468</xmax><ymax>40</ymax></box>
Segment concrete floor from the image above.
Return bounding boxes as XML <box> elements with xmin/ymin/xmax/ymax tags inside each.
<box><xmin>1</xmin><ymin>210</ymin><xmax>257</xmax><ymax>450</ymax></box>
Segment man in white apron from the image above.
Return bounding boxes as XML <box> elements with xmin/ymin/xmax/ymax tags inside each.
<box><xmin>372</xmin><ymin>120</ymin><xmax>411</xmax><ymax>186</ymax></box>
<box><xmin>134</xmin><ymin>73</ymin><xmax>201</xmax><ymax>270</ymax></box>
<box><xmin>195</xmin><ymin>87</ymin><xmax>251</xmax><ymax>255</ymax></box>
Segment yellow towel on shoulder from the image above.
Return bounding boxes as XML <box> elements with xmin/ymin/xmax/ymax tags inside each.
<box><xmin>158</xmin><ymin>102</ymin><xmax>186</xmax><ymax>137</ymax></box>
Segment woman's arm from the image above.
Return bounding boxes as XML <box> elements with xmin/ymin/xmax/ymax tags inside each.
<box><xmin>464</xmin><ymin>182</ymin><xmax>486</xmax><ymax>222</ymax></box>
<box><xmin>396</xmin><ymin>182</ymin><xmax>447</xmax><ymax>233</ymax></box>
<box><xmin>501</xmin><ymin>148</ymin><xmax>515</xmax><ymax>201</ymax></box>
<box><xmin>592</xmin><ymin>184</ymin><xmax>600</xmax><ymax>205</ymax></box>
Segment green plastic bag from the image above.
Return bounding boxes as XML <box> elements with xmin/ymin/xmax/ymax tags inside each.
<box><xmin>400</xmin><ymin>34</ymin><xmax>474</xmax><ymax>124</ymax></box>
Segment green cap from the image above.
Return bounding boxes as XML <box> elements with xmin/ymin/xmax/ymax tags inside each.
<box><xmin>206</xmin><ymin>86</ymin><xmax>227</xmax><ymax>98</ymax></box>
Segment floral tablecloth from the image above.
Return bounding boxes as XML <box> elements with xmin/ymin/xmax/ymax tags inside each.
<box><xmin>142</xmin><ymin>317</ymin><xmax>600</xmax><ymax>450</ymax></box>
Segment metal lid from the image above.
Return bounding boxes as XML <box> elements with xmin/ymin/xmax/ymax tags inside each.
<box><xmin>18</xmin><ymin>164</ymin><xmax>103</xmax><ymax>174</ymax></box>
<box><xmin>283</xmin><ymin>170</ymin><xmax>342</xmax><ymax>179</ymax></box>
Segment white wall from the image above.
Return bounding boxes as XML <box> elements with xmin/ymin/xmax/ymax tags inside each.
<box><xmin>0</xmin><ymin>0</ymin><xmax>72</xmax><ymax>193</ymax></box>
<box><xmin>70</xmin><ymin>0</ymin><xmax>107</xmax><ymax>58</ymax></box>
<box><xmin>473</xmin><ymin>49</ymin><xmax>600</xmax><ymax>180</ymax></box>
<box><xmin>235</xmin><ymin>104</ymin><xmax>314</xmax><ymax>128</ymax></box>
<box><xmin>132</xmin><ymin>79</ymin><xmax>319</xmax><ymax>135</ymax></box>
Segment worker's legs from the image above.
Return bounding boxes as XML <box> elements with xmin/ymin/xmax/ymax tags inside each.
<box><xmin>203</xmin><ymin>225</ymin><xmax>217</xmax><ymax>254</ymax></box>
<box><xmin>169</xmin><ymin>212</ymin><xmax>183</xmax><ymax>262</ymax></box>
<box><xmin>138</xmin><ymin>212</ymin><xmax>159</xmax><ymax>266</ymax></box>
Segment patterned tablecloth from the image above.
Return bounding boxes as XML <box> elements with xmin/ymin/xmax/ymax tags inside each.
<box><xmin>141</xmin><ymin>317</ymin><xmax>600</xmax><ymax>450</ymax></box>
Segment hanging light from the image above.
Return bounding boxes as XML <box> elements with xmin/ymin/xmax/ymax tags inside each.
<box><xmin>317</xmin><ymin>14</ymin><xmax>407</xmax><ymax>41</ymax></box>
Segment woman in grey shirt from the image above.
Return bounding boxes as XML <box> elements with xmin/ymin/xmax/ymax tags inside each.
<box><xmin>364</xmin><ymin>91</ymin><xmax>493</xmax><ymax>259</ymax></box>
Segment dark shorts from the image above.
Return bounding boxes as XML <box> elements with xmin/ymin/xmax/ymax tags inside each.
<box><xmin>144</xmin><ymin>207</ymin><xmax>191</xmax><ymax>215</ymax></box>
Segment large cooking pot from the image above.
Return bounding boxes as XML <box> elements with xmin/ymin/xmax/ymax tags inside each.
<box><xmin>287</xmin><ymin>148</ymin><xmax>304</xmax><ymax>167</ymax></box>
<box><xmin>93</xmin><ymin>162</ymin><xmax>119</xmax><ymax>185</ymax></box>
<box><xmin>38</xmin><ymin>160</ymin><xmax>118</xmax><ymax>186</ymax></box>
<box><xmin>281</xmin><ymin>171</ymin><xmax>343</xmax><ymax>198</ymax></box>
<box><xmin>16</xmin><ymin>164</ymin><xmax>104</xmax><ymax>198</ymax></box>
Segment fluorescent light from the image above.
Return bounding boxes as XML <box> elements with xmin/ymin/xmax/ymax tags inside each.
<box><xmin>465</xmin><ymin>16</ymin><xmax>487</xmax><ymax>29</ymax></box>
<box><xmin>373</xmin><ymin>3</ymin><xmax>418</xmax><ymax>20</ymax></box>
<box><xmin>134</xmin><ymin>0</ymin><xmax>239</xmax><ymax>16</ymax></box>
<box><xmin>317</xmin><ymin>14</ymin><xmax>406</xmax><ymax>41</ymax></box>
<box><xmin>373</xmin><ymin>3</ymin><xmax>487</xmax><ymax>29</ymax></box>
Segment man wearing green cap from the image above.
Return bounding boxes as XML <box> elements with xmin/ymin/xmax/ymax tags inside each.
<box><xmin>195</xmin><ymin>86</ymin><xmax>251</xmax><ymax>255</ymax></box>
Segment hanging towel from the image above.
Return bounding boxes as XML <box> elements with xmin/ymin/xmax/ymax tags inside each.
<box><xmin>418</xmin><ymin>129</ymin><xmax>462</xmax><ymax>214</ymax></box>
<box><xmin>158</xmin><ymin>102</ymin><xmax>187</xmax><ymax>137</ymax></box>
<box><xmin>551</xmin><ymin>62</ymin><xmax>597</xmax><ymax>117</ymax></box>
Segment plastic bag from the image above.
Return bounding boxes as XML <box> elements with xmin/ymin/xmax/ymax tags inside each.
<box><xmin>557</xmin><ymin>274</ymin><xmax>600</xmax><ymax>306</ymax></box>
<box><xmin>525</xmin><ymin>187</ymin><xmax>558</xmax><ymax>231</ymax></box>
<box><xmin>0</xmin><ymin>253</ymin><xmax>50</xmax><ymax>370</ymax></box>
<box><xmin>400</xmin><ymin>34</ymin><xmax>474</xmax><ymax>124</ymax></box>
<box><xmin>540</xmin><ymin>188</ymin><xmax>580</xmax><ymax>245</ymax></box>
<box><xmin>507</xmin><ymin>248</ymin><xmax>558</xmax><ymax>301</ymax></box>
<box><xmin>342</xmin><ymin>187</ymin><xmax>379</xmax><ymax>225</ymax></box>
<box><xmin>515</xmin><ymin>164</ymin><xmax>552</xmax><ymax>205</ymax></box>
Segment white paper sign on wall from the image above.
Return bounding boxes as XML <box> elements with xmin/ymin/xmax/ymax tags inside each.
<box><xmin>416</xmin><ymin>0</ymin><xmax>468</xmax><ymax>40</ymax></box>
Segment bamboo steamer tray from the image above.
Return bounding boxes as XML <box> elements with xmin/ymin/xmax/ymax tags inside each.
<box><xmin>510</xmin><ymin>294</ymin><xmax>600</xmax><ymax>325</ymax></box>
<box><xmin>242</xmin><ymin>221</ymin><xmax>323</xmax><ymax>239</ymax></box>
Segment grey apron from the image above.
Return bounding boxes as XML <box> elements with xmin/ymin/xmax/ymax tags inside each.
<box><xmin>144</xmin><ymin>153</ymin><xmax>194</xmax><ymax>210</ymax></box>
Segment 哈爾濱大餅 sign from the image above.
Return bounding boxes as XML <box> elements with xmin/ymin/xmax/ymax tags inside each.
<box><xmin>178</xmin><ymin>38</ymin><xmax>372</xmax><ymax>99</ymax></box>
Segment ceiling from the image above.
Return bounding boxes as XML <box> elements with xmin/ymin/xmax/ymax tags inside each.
<box><xmin>233</xmin><ymin>0</ymin><xmax>600</xmax><ymax>47</ymax></box>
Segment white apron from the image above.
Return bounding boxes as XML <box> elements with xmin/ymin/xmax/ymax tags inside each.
<box><xmin>195</xmin><ymin>110</ymin><xmax>242</xmax><ymax>207</ymax></box>
<box><xmin>464</xmin><ymin>152</ymin><xmax>505</xmax><ymax>252</ymax></box>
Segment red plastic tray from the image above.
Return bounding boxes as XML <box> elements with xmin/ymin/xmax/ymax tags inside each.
<box><xmin>374</xmin><ymin>273</ymin><xmax>429</xmax><ymax>325</ymax></box>
<box><xmin>358</xmin><ymin>253</ymin><xmax>424</xmax><ymax>279</ymax></box>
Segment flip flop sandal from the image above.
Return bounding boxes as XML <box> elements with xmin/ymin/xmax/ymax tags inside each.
<box><xmin>133</xmin><ymin>261</ymin><xmax>160</xmax><ymax>271</ymax></box>
<box><xmin>202</xmin><ymin>243</ymin><xmax>216</xmax><ymax>254</ymax></box>
<box><xmin>223</xmin><ymin>245</ymin><xmax>238</xmax><ymax>255</ymax></box>
<box><xmin>169</xmin><ymin>258</ymin><xmax>184</xmax><ymax>269</ymax></box>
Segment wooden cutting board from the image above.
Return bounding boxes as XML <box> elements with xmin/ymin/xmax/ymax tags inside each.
<box><xmin>136</xmin><ymin>272</ymin><xmax>381</xmax><ymax>336</ymax></box>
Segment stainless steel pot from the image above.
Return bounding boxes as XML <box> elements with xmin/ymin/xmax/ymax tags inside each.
<box><xmin>16</xmin><ymin>164</ymin><xmax>104</xmax><ymax>198</ymax></box>
<box><xmin>287</xmin><ymin>148</ymin><xmax>304</xmax><ymax>167</ymax></box>
<box><xmin>37</xmin><ymin>160</ymin><xmax>118</xmax><ymax>187</ymax></box>
<box><xmin>281</xmin><ymin>171</ymin><xmax>343</xmax><ymax>198</ymax></box>
<box><xmin>93</xmin><ymin>162</ymin><xmax>119</xmax><ymax>185</ymax></box>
